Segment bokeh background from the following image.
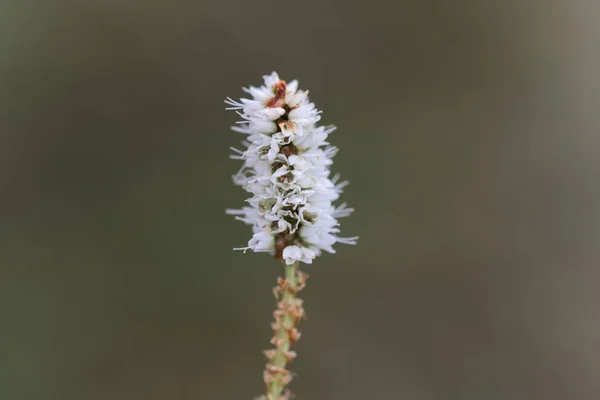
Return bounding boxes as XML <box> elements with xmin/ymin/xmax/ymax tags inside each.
<box><xmin>2</xmin><ymin>0</ymin><xmax>600</xmax><ymax>399</ymax></box>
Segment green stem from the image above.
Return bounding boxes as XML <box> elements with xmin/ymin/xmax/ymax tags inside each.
<box><xmin>262</xmin><ymin>261</ymin><xmax>307</xmax><ymax>400</ymax></box>
<box><xmin>269</xmin><ymin>263</ymin><xmax>297</xmax><ymax>397</ymax></box>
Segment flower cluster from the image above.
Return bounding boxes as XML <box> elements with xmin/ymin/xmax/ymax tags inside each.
<box><xmin>225</xmin><ymin>72</ymin><xmax>357</xmax><ymax>265</ymax></box>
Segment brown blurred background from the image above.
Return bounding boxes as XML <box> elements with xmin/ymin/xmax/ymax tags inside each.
<box><xmin>1</xmin><ymin>0</ymin><xmax>600</xmax><ymax>399</ymax></box>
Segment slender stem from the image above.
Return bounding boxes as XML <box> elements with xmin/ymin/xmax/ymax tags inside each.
<box><xmin>261</xmin><ymin>261</ymin><xmax>308</xmax><ymax>400</ymax></box>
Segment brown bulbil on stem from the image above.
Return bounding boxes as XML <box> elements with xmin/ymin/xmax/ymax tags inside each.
<box><xmin>261</xmin><ymin>262</ymin><xmax>309</xmax><ymax>400</ymax></box>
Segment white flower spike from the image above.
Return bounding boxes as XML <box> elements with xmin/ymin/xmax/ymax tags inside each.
<box><xmin>225</xmin><ymin>72</ymin><xmax>357</xmax><ymax>265</ymax></box>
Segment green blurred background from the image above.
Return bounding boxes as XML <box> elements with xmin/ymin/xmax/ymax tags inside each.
<box><xmin>1</xmin><ymin>0</ymin><xmax>600</xmax><ymax>399</ymax></box>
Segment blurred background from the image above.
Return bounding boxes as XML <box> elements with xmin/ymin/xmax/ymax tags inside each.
<box><xmin>1</xmin><ymin>0</ymin><xmax>600</xmax><ymax>399</ymax></box>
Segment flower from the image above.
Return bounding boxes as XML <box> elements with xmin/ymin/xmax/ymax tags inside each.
<box><xmin>225</xmin><ymin>72</ymin><xmax>357</xmax><ymax>264</ymax></box>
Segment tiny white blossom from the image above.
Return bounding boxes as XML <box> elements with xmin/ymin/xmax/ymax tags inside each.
<box><xmin>225</xmin><ymin>72</ymin><xmax>357</xmax><ymax>264</ymax></box>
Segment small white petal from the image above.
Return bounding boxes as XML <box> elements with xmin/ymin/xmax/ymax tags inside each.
<box><xmin>286</xmin><ymin>90</ymin><xmax>309</xmax><ymax>108</ymax></box>
<box><xmin>263</xmin><ymin>72</ymin><xmax>280</xmax><ymax>88</ymax></box>
<box><xmin>254</xmin><ymin>107</ymin><xmax>286</xmax><ymax>120</ymax></box>
<box><xmin>287</xmin><ymin>80</ymin><xmax>299</xmax><ymax>93</ymax></box>
<box><xmin>282</xmin><ymin>245</ymin><xmax>303</xmax><ymax>265</ymax></box>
